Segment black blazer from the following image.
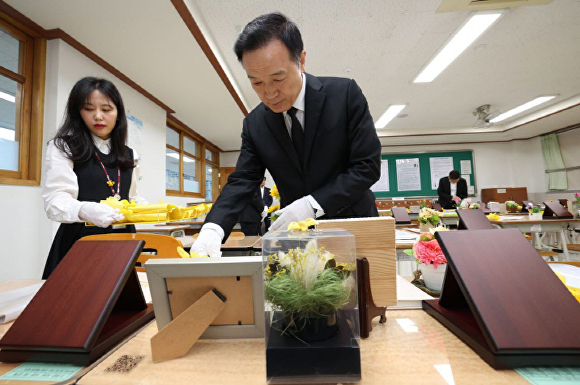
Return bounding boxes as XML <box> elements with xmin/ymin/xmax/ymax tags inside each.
<box><xmin>239</xmin><ymin>188</ymin><xmax>264</xmax><ymax>223</ymax></box>
<box><xmin>206</xmin><ymin>73</ymin><xmax>381</xmax><ymax>240</ymax></box>
<box><xmin>437</xmin><ymin>177</ymin><xmax>468</xmax><ymax>209</ymax></box>
<box><xmin>262</xmin><ymin>186</ymin><xmax>273</xmax><ymax>208</ymax></box>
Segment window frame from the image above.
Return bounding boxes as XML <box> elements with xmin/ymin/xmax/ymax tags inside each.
<box><xmin>166</xmin><ymin>116</ymin><xmax>220</xmax><ymax>200</ymax></box>
<box><xmin>0</xmin><ymin>12</ymin><xmax>45</xmax><ymax>186</ymax></box>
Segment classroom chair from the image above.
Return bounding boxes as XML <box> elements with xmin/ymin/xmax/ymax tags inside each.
<box><xmin>80</xmin><ymin>233</ymin><xmax>184</xmax><ymax>271</ymax></box>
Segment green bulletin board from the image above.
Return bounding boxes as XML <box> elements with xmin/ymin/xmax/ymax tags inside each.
<box><xmin>372</xmin><ymin>151</ymin><xmax>475</xmax><ymax>198</ymax></box>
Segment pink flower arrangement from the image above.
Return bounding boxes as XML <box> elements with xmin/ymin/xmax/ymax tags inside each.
<box><xmin>412</xmin><ymin>233</ymin><xmax>447</xmax><ymax>269</ymax></box>
<box><xmin>576</xmin><ymin>192</ymin><xmax>580</xmax><ymax>203</ymax></box>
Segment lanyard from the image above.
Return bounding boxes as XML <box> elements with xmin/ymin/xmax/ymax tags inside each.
<box><xmin>95</xmin><ymin>152</ymin><xmax>121</xmax><ymax>200</ymax></box>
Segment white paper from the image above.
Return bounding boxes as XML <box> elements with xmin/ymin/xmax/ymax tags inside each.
<box><xmin>137</xmin><ymin>271</ymin><xmax>152</xmax><ymax>304</ymax></box>
<box><xmin>462</xmin><ymin>174</ymin><xmax>471</xmax><ymax>186</ymax></box>
<box><xmin>0</xmin><ymin>282</ymin><xmax>43</xmax><ymax>304</ymax></box>
<box><xmin>468</xmin><ymin>186</ymin><xmax>475</xmax><ymax>194</ymax></box>
<box><xmin>396</xmin><ymin>158</ymin><xmax>421</xmax><ymax>191</ymax></box>
<box><xmin>460</xmin><ymin>160</ymin><xmax>472</xmax><ymax>174</ymax></box>
<box><xmin>429</xmin><ymin>157</ymin><xmax>453</xmax><ymax>190</ymax></box>
<box><xmin>0</xmin><ymin>296</ymin><xmax>35</xmax><ymax>324</ymax></box>
<box><xmin>371</xmin><ymin>159</ymin><xmax>389</xmax><ymax>192</ymax></box>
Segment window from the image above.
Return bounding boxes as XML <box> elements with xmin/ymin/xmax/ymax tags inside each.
<box><xmin>0</xmin><ymin>14</ymin><xmax>45</xmax><ymax>185</ymax></box>
<box><xmin>166</xmin><ymin>116</ymin><xmax>220</xmax><ymax>200</ymax></box>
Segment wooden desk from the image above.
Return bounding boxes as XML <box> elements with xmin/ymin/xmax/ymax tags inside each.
<box><xmin>176</xmin><ymin>235</ymin><xmax>262</xmax><ymax>256</ymax></box>
<box><xmin>134</xmin><ymin>224</ymin><xmax>190</xmax><ymax>237</ymax></box>
<box><xmin>490</xmin><ymin>217</ymin><xmax>580</xmax><ymax>260</ymax></box>
<box><xmin>73</xmin><ymin>310</ymin><xmax>527</xmax><ymax>384</ymax></box>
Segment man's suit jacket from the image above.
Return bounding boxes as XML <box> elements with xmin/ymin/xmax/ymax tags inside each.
<box><xmin>239</xmin><ymin>188</ymin><xmax>264</xmax><ymax>223</ymax></box>
<box><xmin>262</xmin><ymin>186</ymin><xmax>273</xmax><ymax>208</ymax></box>
<box><xmin>437</xmin><ymin>177</ymin><xmax>468</xmax><ymax>209</ymax></box>
<box><xmin>206</xmin><ymin>73</ymin><xmax>381</xmax><ymax>240</ymax></box>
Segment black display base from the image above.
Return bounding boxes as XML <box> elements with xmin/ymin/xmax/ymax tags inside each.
<box><xmin>266</xmin><ymin>311</ymin><xmax>361</xmax><ymax>383</ymax></box>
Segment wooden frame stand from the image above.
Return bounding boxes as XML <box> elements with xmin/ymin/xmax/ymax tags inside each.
<box><xmin>357</xmin><ymin>258</ymin><xmax>386</xmax><ymax>338</ymax></box>
<box><xmin>456</xmin><ymin>208</ymin><xmax>494</xmax><ymax>230</ymax></box>
<box><xmin>423</xmin><ymin>229</ymin><xmax>580</xmax><ymax>369</ymax></box>
<box><xmin>543</xmin><ymin>201</ymin><xmax>573</xmax><ymax>219</ymax></box>
<box><xmin>0</xmin><ymin>240</ymin><xmax>154</xmax><ymax>366</ymax></box>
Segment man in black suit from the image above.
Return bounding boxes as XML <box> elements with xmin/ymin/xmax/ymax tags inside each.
<box><xmin>437</xmin><ymin>170</ymin><xmax>468</xmax><ymax>209</ymax></box>
<box><xmin>239</xmin><ymin>187</ymin><xmax>266</xmax><ymax>236</ymax></box>
<box><xmin>192</xmin><ymin>12</ymin><xmax>381</xmax><ymax>257</ymax></box>
<box><xmin>261</xmin><ymin>177</ymin><xmax>273</xmax><ymax>231</ymax></box>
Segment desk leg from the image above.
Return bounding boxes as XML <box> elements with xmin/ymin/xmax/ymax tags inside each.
<box><xmin>560</xmin><ymin>228</ymin><xmax>570</xmax><ymax>261</ymax></box>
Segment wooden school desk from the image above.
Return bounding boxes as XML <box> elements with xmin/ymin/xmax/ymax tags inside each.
<box><xmin>489</xmin><ymin>217</ymin><xmax>580</xmax><ymax>260</ymax></box>
<box><xmin>176</xmin><ymin>235</ymin><xmax>262</xmax><ymax>256</ymax></box>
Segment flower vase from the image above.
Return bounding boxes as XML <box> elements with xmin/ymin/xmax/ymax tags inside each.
<box><xmin>419</xmin><ymin>222</ymin><xmax>434</xmax><ymax>233</ymax></box>
<box><xmin>529</xmin><ymin>212</ymin><xmax>543</xmax><ymax>220</ymax></box>
<box><xmin>283</xmin><ymin>312</ymin><xmax>338</xmax><ymax>342</ymax></box>
<box><xmin>420</xmin><ymin>263</ymin><xmax>447</xmax><ymax>291</ymax></box>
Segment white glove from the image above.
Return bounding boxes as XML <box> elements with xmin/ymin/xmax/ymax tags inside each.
<box><xmin>261</xmin><ymin>206</ymin><xmax>268</xmax><ymax>222</ymax></box>
<box><xmin>78</xmin><ymin>202</ymin><xmax>124</xmax><ymax>228</ymax></box>
<box><xmin>269</xmin><ymin>197</ymin><xmax>314</xmax><ymax>232</ymax></box>
<box><xmin>191</xmin><ymin>224</ymin><xmax>223</xmax><ymax>258</ymax></box>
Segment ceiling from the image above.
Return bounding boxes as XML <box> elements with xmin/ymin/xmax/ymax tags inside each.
<box><xmin>5</xmin><ymin>0</ymin><xmax>580</xmax><ymax>150</ymax></box>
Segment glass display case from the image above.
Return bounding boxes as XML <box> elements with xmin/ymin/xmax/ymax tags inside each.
<box><xmin>262</xmin><ymin>228</ymin><xmax>360</xmax><ymax>383</ymax></box>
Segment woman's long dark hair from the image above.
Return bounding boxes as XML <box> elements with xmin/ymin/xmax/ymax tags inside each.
<box><xmin>52</xmin><ymin>77</ymin><xmax>134</xmax><ymax>169</ymax></box>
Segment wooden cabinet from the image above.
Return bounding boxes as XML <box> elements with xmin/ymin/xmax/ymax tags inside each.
<box><xmin>480</xmin><ymin>187</ymin><xmax>528</xmax><ymax>205</ymax></box>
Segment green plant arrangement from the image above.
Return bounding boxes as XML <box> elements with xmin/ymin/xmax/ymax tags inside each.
<box><xmin>265</xmin><ymin>240</ymin><xmax>354</xmax><ymax>341</ymax></box>
<box><xmin>529</xmin><ymin>205</ymin><xmax>542</xmax><ymax>213</ymax></box>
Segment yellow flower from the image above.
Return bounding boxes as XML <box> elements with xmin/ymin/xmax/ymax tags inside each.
<box><xmin>269</xmin><ymin>184</ymin><xmax>280</xmax><ymax>200</ymax></box>
<box><xmin>268</xmin><ymin>204</ymin><xmax>280</xmax><ymax>213</ymax></box>
<box><xmin>287</xmin><ymin>218</ymin><xmax>319</xmax><ymax>231</ymax></box>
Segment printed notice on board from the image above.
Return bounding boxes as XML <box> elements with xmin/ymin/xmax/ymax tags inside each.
<box><xmin>371</xmin><ymin>160</ymin><xmax>389</xmax><ymax>192</ymax></box>
<box><xmin>429</xmin><ymin>157</ymin><xmax>453</xmax><ymax>190</ymax></box>
<box><xmin>396</xmin><ymin>158</ymin><xmax>421</xmax><ymax>191</ymax></box>
<box><xmin>460</xmin><ymin>160</ymin><xmax>472</xmax><ymax>174</ymax></box>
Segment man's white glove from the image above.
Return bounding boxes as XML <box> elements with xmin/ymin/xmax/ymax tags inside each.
<box><xmin>191</xmin><ymin>224</ymin><xmax>224</xmax><ymax>258</ymax></box>
<box><xmin>261</xmin><ymin>206</ymin><xmax>268</xmax><ymax>222</ymax></box>
<box><xmin>78</xmin><ymin>202</ymin><xmax>124</xmax><ymax>228</ymax></box>
<box><xmin>269</xmin><ymin>197</ymin><xmax>314</xmax><ymax>232</ymax></box>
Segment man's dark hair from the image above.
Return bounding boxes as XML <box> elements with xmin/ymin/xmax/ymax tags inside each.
<box><xmin>449</xmin><ymin>170</ymin><xmax>460</xmax><ymax>180</ymax></box>
<box><xmin>233</xmin><ymin>12</ymin><xmax>303</xmax><ymax>65</ymax></box>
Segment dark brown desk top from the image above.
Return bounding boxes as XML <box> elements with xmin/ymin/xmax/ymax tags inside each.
<box><xmin>177</xmin><ymin>235</ymin><xmax>261</xmax><ymax>250</ymax></box>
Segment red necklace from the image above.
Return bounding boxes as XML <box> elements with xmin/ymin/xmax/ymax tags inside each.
<box><xmin>95</xmin><ymin>152</ymin><xmax>121</xmax><ymax>200</ymax></box>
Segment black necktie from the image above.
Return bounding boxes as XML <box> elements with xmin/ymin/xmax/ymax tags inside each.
<box><xmin>288</xmin><ymin>107</ymin><xmax>305</xmax><ymax>167</ymax></box>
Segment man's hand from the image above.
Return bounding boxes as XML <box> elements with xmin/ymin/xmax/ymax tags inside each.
<box><xmin>191</xmin><ymin>224</ymin><xmax>223</xmax><ymax>258</ymax></box>
<box><xmin>269</xmin><ymin>197</ymin><xmax>314</xmax><ymax>231</ymax></box>
<box><xmin>261</xmin><ymin>206</ymin><xmax>268</xmax><ymax>222</ymax></box>
<box><xmin>78</xmin><ymin>202</ymin><xmax>124</xmax><ymax>228</ymax></box>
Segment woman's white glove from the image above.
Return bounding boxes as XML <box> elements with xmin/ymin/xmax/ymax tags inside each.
<box><xmin>269</xmin><ymin>197</ymin><xmax>314</xmax><ymax>231</ymax></box>
<box><xmin>191</xmin><ymin>224</ymin><xmax>224</xmax><ymax>258</ymax></box>
<box><xmin>78</xmin><ymin>202</ymin><xmax>124</xmax><ymax>228</ymax></box>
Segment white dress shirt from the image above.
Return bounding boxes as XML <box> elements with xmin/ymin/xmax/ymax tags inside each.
<box><xmin>42</xmin><ymin>134</ymin><xmax>147</xmax><ymax>223</ymax></box>
<box><xmin>450</xmin><ymin>182</ymin><xmax>457</xmax><ymax>197</ymax></box>
<box><xmin>281</xmin><ymin>73</ymin><xmax>324</xmax><ymax>218</ymax></box>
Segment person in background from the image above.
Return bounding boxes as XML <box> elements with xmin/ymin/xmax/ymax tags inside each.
<box><xmin>261</xmin><ymin>177</ymin><xmax>273</xmax><ymax>231</ymax></box>
<box><xmin>192</xmin><ymin>12</ymin><xmax>381</xmax><ymax>257</ymax></box>
<box><xmin>437</xmin><ymin>170</ymin><xmax>468</xmax><ymax>209</ymax></box>
<box><xmin>42</xmin><ymin>77</ymin><xmax>147</xmax><ymax>278</ymax></box>
<box><xmin>239</xmin><ymin>186</ymin><xmax>266</xmax><ymax>236</ymax></box>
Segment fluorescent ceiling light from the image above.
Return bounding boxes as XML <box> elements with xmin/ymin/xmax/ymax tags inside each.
<box><xmin>166</xmin><ymin>153</ymin><xmax>195</xmax><ymax>162</ymax></box>
<box><xmin>0</xmin><ymin>127</ymin><xmax>15</xmax><ymax>140</ymax></box>
<box><xmin>375</xmin><ymin>104</ymin><xmax>406</xmax><ymax>129</ymax></box>
<box><xmin>414</xmin><ymin>13</ymin><xmax>501</xmax><ymax>83</ymax></box>
<box><xmin>490</xmin><ymin>96</ymin><xmax>556</xmax><ymax>123</ymax></box>
<box><xmin>0</xmin><ymin>91</ymin><xmax>15</xmax><ymax>103</ymax></box>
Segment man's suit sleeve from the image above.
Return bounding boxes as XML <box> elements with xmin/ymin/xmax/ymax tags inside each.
<box><xmin>263</xmin><ymin>187</ymin><xmax>273</xmax><ymax>207</ymax></box>
<box><xmin>204</xmin><ymin>118</ymin><xmax>265</xmax><ymax>241</ymax></box>
<box><xmin>310</xmin><ymin>79</ymin><xmax>381</xmax><ymax>217</ymax></box>
<box><xmin>458</xmin><ymin>179</ymin><xmax>468</xmax><ymax>199</ymax></box>
<box><xmin>437</xmin><ymin>178</ymin><xmax>451</xmax><ymax>201</ymax></box>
